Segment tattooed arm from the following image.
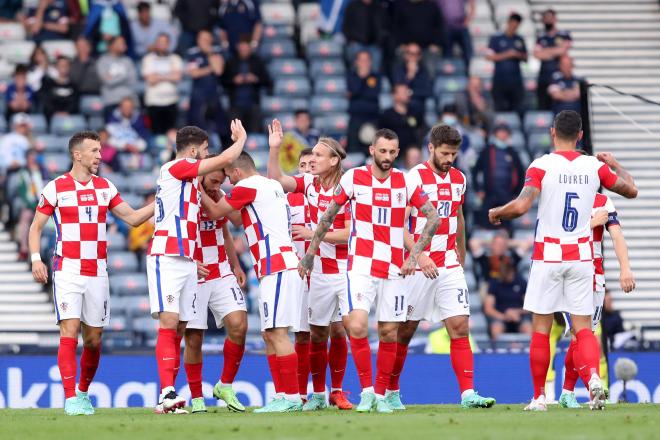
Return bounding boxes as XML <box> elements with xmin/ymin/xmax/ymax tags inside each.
<box><xmin>400</xmin><ymin>200</ymin><xmax>440</xmax><ymax>276</ymax></box>
<box><xmin>597</xmin><ymin>152</ymin><xmax>638</xmax><ymax>199</ymax></box>
<box><xmin>297</xmin><ymin>200</ymin><xmax>342</xmax><ymax>278</ymax></box>
<box><xmin>489</xmin><ymin>186</ymin><xmax>540</xmax><ymax>225</ymax></box>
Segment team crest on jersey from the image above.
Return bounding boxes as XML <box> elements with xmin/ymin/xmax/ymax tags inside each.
<box><xmin>102</xmin><ymin>191</ymin><xmax>109</xmax><ymax>202</ymax></box>
<box><xmin>396</xmin><ymin>192</ymin><xmax>403</xmax><ymax>203</ymax></box>
<box><xmin>60</xmin><ymin>302</ymin><xmax>68</xmax><ymax>312</ymax></box>
<box><xmin>167</xmin><ymin>295</ymin><xmax>175</xmax><ymax>304</ymax></box>
<box><xmin>356</xmin><ymin>292</ymin><xmax>363</xmax><ymax>301</ymax></box>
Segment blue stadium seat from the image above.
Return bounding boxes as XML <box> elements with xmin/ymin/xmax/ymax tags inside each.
<box><xmin>107</xmin><ymin>315</ymin><xmax>128</xmax><ymax>331</ymax></box>
<box><xmin>527</xmin><ymin>132</ymin><xmax>552</xmax><ymax>154</ymax></box>
<box><xmin>34</xmin><ymin>135</ymin><xmax>67</xmax><ymax>152</ymax></box>
<box><xmin>42</xmin><ymin>153</ymin><xmax>71</xmax><ymax>176</ymax></box>
<box><xmin>107</xmin><ymin>253</ymin><xmax>139</xmax><ymax>274</ymax></box>
<box><xmin>117</xmin><ymin>152</ymin><xmax>154</xmax><ymax>173</ymax></box>
<box><xmin>306</xmin><ymin>40</ymin><xmax>343</xmax><ymax>59</ymax></box>
<box><xmin>436</xmin><ymin>58</ymin><xmax>467</xmax><ymax>76</ymax></box>
<box><xmin>523</xmin><ymin>111</ymin><xmax>553</xmax><ymax>134</ymax></box>
<box><xmin>88</xmin><ymin>116</ymin><xmax>105</xmax><ymax>131</ymax></box>
<box><xmin>433</xmin><ymin>76</ymin><xmax>468</xmax><ymax>96</ymax></box>
<box><xmin>313</xmin><ymin>77</ymin><xmax>347</xmax><ymax>96</ymax></box>
<box><xmin>80</xmin><ymin>95</ymin><xmax>104</xmax><ymax>117</ymax></box>
<box><xmin>107</xmin><ymin>231</ymin><xmax>127</xmax><ymax>251</ymax></box>
<box><xmin>309</xmin><ymin>59</ymin><xmax>346</xmax><ymax>77</ymax></box>
<box><xmin>102</xmin><ymin>172</ymin><xmax>131</xmax><ymax>193</ymax></box>
<box><xmin>250</xmin><ymin>151</ymin><xmax>269</xmax><ymax>170</ymax></box>
<box><xmin>133</xmin><ymin>316</ymin><xmax>158</xmax><ymax>333</ymax></box>
<box><xmin>130</xmin><ymin>172</ymin><xmax>158</xmax><ymax>195</ymax></box>
<box><xmin>51</xmin><ymin>114</ymin><xmax>86</xmax><ymax>136</ymax></box>
<box><xmin>29</xmin><ymin>114</ymin><xmax>48</xmax><ymax>135</ymax></box>
<box><xmin>494</xmin><ymin>112</ymin><xmax>521</xmax><ymax>131</ymax></box>
<box><xmin>110</xmin><ymin>273</ymin><xmax>148</xmax><ymax>297</ymax></box>
<box><xmin>273</xmin><ymin>76</ymin><xmax>311</xmax><ymax>97</ymax></box>
<box><xmin>0</xmin><ymin>115</ymin><xmax>6</xmax><ymax>132</ymax></box>
<box><xmin>262</xmin><ymin>24</ymin><xmax>293</xmax><ymax>40</ymax></box>
<box><xmin>269</xmin><ymin>58</ymin><xmax>307</xmax><ymax>78</ymax></box>
<box><xmin>245</xmin><ymin>133</ymin><xmax>269</xmax><ymax>152</ymax></box>
<box><xmin>314</xmin><ymin>113</ymin><xmax>349</xmax><ymax>136</ymax></box>
<box><xmin>310</xmin><ymin>95</ymin><xmax>349</xmax><ymax>116</ymax></box>
<box><xmin>261</xmin><ymin>2</ymin><xmax>295</xmax><ymax>26</ymax></box>
<box><xmin>258</xmin><ymin>39</ymin><xmax>296</xmax><ymax>60</ymax></box>
<box><xmin>343</xmin><ymin>152</ymin><xmax>366</xmax><ymax>168</ymax></box>
<box><xmin>102</xmin><ymin>331</ymin><xmax>136</xmax><ymax>349</ymax></box>
<box><xmin>113</xmin><ymin>296</ymin><xmax>151</xmax><ymax>317</ymax></box>
<box><xmin>119</xmin><ymin>192</ymin><xmax>145</xmax><ymax>209</ymax></box>
<box><xmin>261</xmin><ymin>96</ymin><xmax>296</xmax><ymax>115</ymax></box>
<box><xmin>266</xmin><ymin>112</ymin><xmax>296</xmax><ymax>131</ymax></box>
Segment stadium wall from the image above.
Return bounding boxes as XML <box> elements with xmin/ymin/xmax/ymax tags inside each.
<box><xmin>1</xmin><ymin>353</ymin><xmax>659</xmax><ymax>408</ymax></box>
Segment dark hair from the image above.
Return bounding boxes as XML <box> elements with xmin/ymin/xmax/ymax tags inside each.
<box><xmin>56</xmin><ymin>55</ymin><xmax>71</xmax><ymax>64</ymax></box>
<box><xmin>299</xmin><ymin>148</ymin><xmax>314</xmax><ymax>159</ymax></box>
<box><xmin>228</xmin><ymin>151</ymin><xmax>256</xmax><ymax>171</ymax></box>
<box><xmin>14</xmin><ymin>64</ymin><xmax>28</xmax><ymax>76</ymax></box>
<box><xmin>238</xmin><ymin>33</ymin><xmax>252</xmax><ymax>45</ymax></box>
<box><xmin>137</xmin><ymin>1</ymin><xmax>151</xmax><ymax>12</ymax></box>
<box><xmin>69</xmin><ymin>131</ymin><xmax>100</xmax><ymax>157</ymax></box>
<box><xmin>441</xmin><ymin>103</ymin><xmax>458</xmax><ymax>115</ymax></box>
<box><xmin>373</xmin><ymin>128</ymin><xmax>398</xmax><ymax>144</ymax></box>
<box><xmin>553</xmin><ymin>110</ymin><xmax>582</xmax><ymax>141</ymax></box>
<box><xmin>176</xmin><ymin>126</ymin><xmax>209</xmax><ymax>153</ymax></box>
<box><xmin>429</xmin><ymin>124</ymin><xmax>462</xmax><ymax>148</ymax></box>
<box><xmin>156</xmin><ymin>32</ymin><xmax>170</xmax><ymax>41</ymax></box>
<box><xmin>509</xmin><ymin>13</ymin><xmax>523</xmax><ymax>23</ymax></box>
<box><xmin>294</xmin><ymin>109</ymin><xmax>310</xmax><ymax>118</ymax></box>
<box><xmin>543</xmin><ymin>8</ymin><xmax>556</xmax><ymax>16</ymax></box>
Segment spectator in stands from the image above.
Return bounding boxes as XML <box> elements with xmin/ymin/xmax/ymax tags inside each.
<box><xmin>402</xmin><ymin>145</ymin><xmax>423</xmax><ymax>171</ymax></box>
<box><xmin>24</xmin><ymin>0</ymin><xmax>70</xmax><ymax>43</ymax></box>
<box><xmin>0</xmin><ymin>114</ymin><xmax>35</xmax><ymax>226</ymax></box>
<box><xmin>438</xmin><ymin>0</ymin><xmax>474</xmax><ymax>71</ymax></box>
<box><xmin>392</xmin><ymin>0</ymin><xmax>443</xmax><ymax>53</ymax></box>
<box><xmin>483</xmin><ymin>260</ymin><xmax>531</xmax><ymax>340</ymax></box>
<box><xmin>99</xmin><ymin>127</ymin><xmax>120</xmax><ymax>173</ymax></box>
<box><xmin>106</xmin><ymin>97</ymin><xmax>149</xmax><ymax>154</ymax></box>
<box><xmin>347</xmin><ymin>50</ymin><xmax>381</xmax><ymax>152</ymax></box>
<box><xmin>467</xmin><ymin>75</ymin><xmax>493</xmax><ymax>131</ymax></box>
<box><xmin>440</xmin><ymin>103</ymin><xmax>476</xmax><ymax>177</ymax></box>
<box><xmin>84</xmin><ymin>0</ymin><xmax>134</xmax><ymax>57</ymax></box>
<box><xmin>378</xmin><ymin>83</ymin><xmax>423</xmax><ymax>152</ymax></box>
<box><xmin>5</xmin><ymin>65</ymin><xmax>35</xmax><ymax>123</ymax></box>
<box><xmin>342</xmin><ymin>0</ymin><xmax>386</xmax><ymax>70</ymax></box>
<box><xmin>70</xmin><ymin>37</ymin><xmax>102</xmax><ymax>96</ymax></box>
<box><xmin>14</xmin><ymin>149</ymin><xmax>47</xmax><ymax>261</ymax></box>
<box><xmin>97</xmin><ymin>36</ymin><xmax>137</xmax><ymax>120</ymax></box>
<box><xmin>533</xmin><ymin>9</ymin><xmax>572</xmax><ymax>111</ymax></box>
<box><xmin>40</xmin><ymin>55</ymin><xmax>79</xmax><ymax>122</ymax></box>
<box><xmin>131</xmin><ymin>1</ymin><xmax>176</xmax><ymax>59</ymax></box>
<box><xmin>601</xmin><ymin>291</ymin><xmax>625</xmax><ymax>347</ymax></box>
<box><xmin>391</xmin><ymin>42</ymin><xmax>432</xmax><ymax>120</ymax></box>
<box><xmin>27</xmin><ymin>45</ymin><xmax>55</xmax><ymax>92</ymax></box>
<box><xmin>222</xmin><ymin>34</ymin><xmax>271</xmax><ymax>133</ymax></box>
<box><xmin>469</xmin><ymin>230</ymin><xmax>531</xmax><ymax>285</ymax></box>
<box><xmin>128</xmin><ymin>192</ymin><xmax>155</xmax><ymax>272</ymax></box>
<box><xmin>0</xmin><ymin>0</ymin><xmax>22</xmax><ymax>21</ymax></box>
<box><xmin>217</xmin><ymin>0</ymin><xmax>262</xmax><ymax>54</ymax></box>
<box><xmin>486</xmin><ymin>13</ymin><xmax>527</xmax><ymax>114</ymax></box>
<box><xmin>472</xmin><ymin>123</ymin><xmax>524</xmax><ymax>230</ymax></box>
<box><xmin>186</xmin><ymin>30</ymin><xmax>227</xmax><ymax>141</ymax></box>
<box><xmin>142</xmin><ymin>33</ymin><xmax>183</xmax><ymax>134</ymax></box>
<box><xmin>174</xmin><ymin>0</ymin><xmax>219</xmax><ymax>55</ymax></box>
<box><xmin>290</xmin><ymin>109</ymin><xmax>320</xmax><ymax>147</ymax></box>
<box><xmin>548</xmin><ymin>55</ymin><xmax>581</xmax><ymax>115</ymax></box>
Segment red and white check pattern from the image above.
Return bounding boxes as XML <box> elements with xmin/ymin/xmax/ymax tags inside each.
<box><xmin>148</xmin><ymin>158</ymin><xmax>201</xmax><ymax>260</ymax></box>
<box><xmin>293</xmin><ymin>173</ymin><xmax>349</xmax><ymax>274</ymax></box>
<box><xmin>592</xmin><ymin>193</ymin><xmax>619</xmax><ymax>276</ymax></box>
<box><xmin>196</xmin><ymin>204</ymin><xmax>230</xmax><ymax>283</ymax></box>
<box><xmin>37</xmin><ymin>173</ymin><xmax>123</xmax><ymax>276</ymax></box>
<box><xmin>225</xmin><ymin>175</ymin><xmax>299</xmax><ymax>279</ymax></box>
<box><xmin>407</xmin><ymin>163</ymin><xmax>465</xmax><ymax>269</ymax></box>
<box><xmin>334</xmin><ymin>165</ymin><xmax>428</xmax><ymax>279</ymax></box>
<box><xmin>287</xmin><ymin>191</ymin><xmax>309</xmax><ymax>258</ymax></box>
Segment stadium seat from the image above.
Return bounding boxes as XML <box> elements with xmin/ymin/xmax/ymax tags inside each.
<box><xmin>306</xmin><ymin>40</ymin><xmax>343</xmax><ymax>60</ymax></box>
<box><xmin>107</xmin><ymin>252</ymin><xmax>139</xmax><ymax>274</ymax></box>
<box><xmin>343</xmin><ymin>152</ymin><xmax>366</xmax><ymax>169</ymax></box>
<box><xmin>0</xmin><ymin>115</ymin><xmax>6</xmax><ymax>133</ymax></box>
<box><xmin>436</xmin><ymin>58</ymin><xmax>467</xmax><ymax>76</ymax></box>
<box><xmin>314</xmin><ymin>113</ymin><xmax>349</xmax><ymax>135</ymax></box>
<box><xmin>29</xmin><ymin>114</ymin><xmax>48</xmax><ymax>135</ymax></box>
<box><xmin>261</xmin><ymin>3</ymin><xmax>295</xmax><ymax>26</ymax></box>
<box><xmin>108</xmin><ymin>315</ymin><xmax>129</xmax><ymax>331</ymax></box>
<box><xmin>509</xmin><ymin>130</ymin><xmax>525</xmax><ymax>150</ymax></box>
<box><xmin>469</xmin><ymin>20</ymin><xmax>496</xmax><ymax>38</ymax></box>
<box><xmin>113</xmin><ymin>295</ymin><xmax>151</xmax><ymax>317</ymax></box>
<box><xmin>310</xmin><ymin>95</ymin><xmax>349</xmax><ymax>116</ymax></box>
<box><xmin>133</xmin><ymin>316</ymin><xmax>159</xmax><ymax>333</ymax></box>
<box><xmin>107</xmin><ymin>231</ymin><xmax>127</xmax><ymax>251</ymax></box>
<box><xmin>299</xmin><ymin>21</ymin><xmax>320</xmax><ymax>47</ymax></box>
<box><xmin>120</xmin><ymin>192</ymin><xmax>145</xmax><ymax>209</ymax></box>
<box><xmin>527</xmin><ymin>132</ymin><xmax>552</xmax><ymax>154</ymax></box>
<box><xmin>267</xmin><ymin>112</ymin><xmax>296</xmax><ymax>131</ymax></box>
<box><xmin>102</xmin><ymin>330</ymin><xmax>136</xmax><ymax>349</ymax></box>
<box><xmin>117</xmin><ymin>152</ymin><xmax>154</xmax><ymax>172</ymax></box>
<box><xmin>2</xmin><ymin>41</ymin><xmax>36</xmax><ymax>64</ymax></box>
<box><xmin>273</xmin><ymin>76</ymin><xmax>311</xmax><ymax>97</ymax></box>
<box><xmin>523</xmin><ymin>111</ymin><xmax>553</xmax><ymax>134</ymax></box>
<box><xmin>250</xmin><ymin>151</ymin><xmax>269</xmax><ymax>170</ymax></box>
<box><xmin>34</xmin><ymin>135</ymin><xmax>65</xmax><ymax>152</ymax></box>
<box><xmin>262</xmin><ymin>24</ymin><xmax>293</xmax><ymax>40</ymax></box>
<box><xmin>309</xmin><ymin>59</ymin><xmax>346</xmax><ymax>77</ymax></box>
<box><xmin>269</xmin><ymin>58</ymin><xmax>307</xmax><ymax>78</ymax></box>
<box><xmin>245</xmin><ymin>133</ymin><xmax>269</xmax><ymax>152</ymax></box>
<box><xmin>0</xmin><ymin>22</ymin><xmax>26</xmax><ymax>40</ymax></box>
<box><xmin>80</xmin><ymin>95</ymin><xmax>104</xmax><ymax>117</ymax></box>
<box><xmin>110</xmin><ymin>272</ymin><xmax>148</xmax><ymax>296</ymax></box>
<box><xmin>433</xmin><ymin>76</ymin><xmax>468</xmax><ymax>96</ymax></box>
<box><xmin>50</xmin><ymin>114</ymin><xmax>86</xmax><ymax>136</ymax></box>
<box><xmin>151</xmin><ymin>3</ymin><xmax>172</xmax><ymax>21</ymax></box>
<box><xmin>130</xmin><ymin>172</ymin><xmax>158</xmax><ymax>195</ymax></box>
<box><xmin>88</xmin><ymin>116</ymin><xmax>105</xmax><ymax>131</ymax></box>
<box><xmin>42</xmin><ymin>40</ymin><xmax>76</xmax><ymax>60</ymax></box>
<box><xmin>42</xmin><ymin>153</ymin><xmax>71</xmax><ymax>176</ymax></box>
<box><xmin>298</xmin><ymin>3</ymin><xmax>321</xmax><ymax>25</ymax></box>
<box><xmin>493</xmin><ymin>112</ymin><xmax>521</xmax><ymax>131</ymax></box>
<box><xmin>258</xmin><ymin>39</ymin><xmax>296</xmax><ymax>60</ymax></box>
<box><xmin>261</xmin><ymin>96</ymin><xmax>295</xmax><ymax>115</ymax></box>
<box><xmin>313</xmin><ymin>77</ymin><xmax>347</xmax><ymax>96</ymax></box>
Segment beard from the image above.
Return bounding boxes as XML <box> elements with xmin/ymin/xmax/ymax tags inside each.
<box><xmin>432</xmin><ymin>155</ymin><xmax>452</xmax><ymax>173</ymax></box>
<box><xmin>374</xmin><ymin>157</ymin><xmax>392</xmax><ymax>171</ymax></box>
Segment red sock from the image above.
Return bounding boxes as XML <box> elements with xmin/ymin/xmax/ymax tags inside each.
<box><xmin>155</xmin><ymin>328</ymin><xmax>177</xmax><ymax>390</ymax></box>
<box><xmin>221</xmin><ymin>339</ymin><xmax>245</xmax><ymax>384</ymax></box>
<box><xmin>78</xmin><ymin>345</ymin><xmax>101</xmax><ymax>392</ymax></box>
<box><xmin>277</xmin><ymin>353</ymin><xmax>299</xmax><ymax>396</ymax></box>
<box><xmin>185</xmin><ymin>362</ymin><xmax>203</xmax><ymax>398</ymax></box>
<box><xmin>173</xmin><ymin>335</ymin><xmax>183</xmax><ymax>384</ymax></box>
<box><xmin>530</xmin><ymin>332</ymin><xmax>550</xmax><ymax>399</ymax></box>
<box><xmin>572</xmin><ymin>342</ymin><xmax>591</xmax><ymax>387</ymax></box>
<box><xmin>349</xmin><ymin>336</ymin><xmax>373</xmax><ymax>389</ymax></box>
<box><xmin>374</xmin><ymin>341</ymin><xmax>397</xmax><ymax>396</ymax></box>
<box><xmin>576</xmin><ymin>328</ymin><xmax>600</xmax><ymax>378</ymax></box>
<box><xmin>58</xmin><ymin>337</ymin><xmax>78</xmax><ymax>399</ymax></box>
<box><xmin>267</xmin><ymin>354</ymin><xmax>283</xmax><ymax>393</ymax></box>
<box><xmin>309</xmin><ymin>341</ymin><xmax>328</xmax><ymax>393</ymax></box>
<box><xmin>294</xmin><ymin>342</ymin><xmax>310</xmax><ymax>396</ymax></box>
<box><xmin>450</xmin><ymin>337</ymin><xmax>475</xmax><ymax>393</ymax></box>
<box><xmin>329</xmin><ymin>337</ymin><xmax>348</xmax><ymax>390</ymax></box>
<box><xmin>563</xmin><ymin>339</ymin><xmax>579</xmax><ymax>392</ymax></box>
<box><xmin>388</xmin><ymin>342</ymin><xmax>408</xmax><ymax>391</ymax></box>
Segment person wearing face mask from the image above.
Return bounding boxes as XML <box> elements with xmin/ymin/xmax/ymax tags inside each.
<box><xmin>533</xmin><ymin>9</ymin><xmax>572</xmax><ymax>111</ymax></box>
<box><xmin>471</xmin><ymin>123</ymin><xmax>524</xmax><ymax>230</ymax></box>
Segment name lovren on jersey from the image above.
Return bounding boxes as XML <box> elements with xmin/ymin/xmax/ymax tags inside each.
<box><xmin>558</xmin><ymin>174</ymin><xmax>590</xmax><ymax>185</ymax></box>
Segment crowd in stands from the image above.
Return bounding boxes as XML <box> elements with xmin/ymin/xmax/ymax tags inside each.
<box><xmin>0</xmin><ymin>0</ymin><xmax>598</xmax><ymax>346</ymax></box>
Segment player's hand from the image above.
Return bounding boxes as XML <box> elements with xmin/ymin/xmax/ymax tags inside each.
<box><xmin>400</xmin><ymin>255</ymin><xmax>417</xmax><ymax>277</ymax></box>
<box><xmin>196</xmin><ymin>261</ymin><xmax>210</xmax><ymax>281</ymax></box>
<box><xmin>596</xmin><ymin>152</ymin><xmax>619</xmax><ymax>169</ymax></box>
<box><xmin>591</xmin><ymin>209</ymin><xmax>609</xmax><ymax>228</ymax></box>
<box><xmin>298</xmin><ymin>253</ymin><xmax>313</xmax><ymax>279</ymax></box>
<box><xmin>417</xmin><ymin>253</ymin><xmax>438</xmax><ymax>279</ymax></box>
<box><xmin>230</xmin><ymin>119</ymin><xmax>247</xmax><ymax>143</ymax></box>
<box><xmin>620</xmin><ymin>268</ymin><xmax>635</xmax><ymax>293</ymax></box>
<box><xmin>234</xmin><ymin>266</ymin><xmax>247</xmax><ymax>288</ymax></box>
<box><xmin>292</xmin><ymin>225</ymin><xmax>313</xmax><ymax>241</ymax></box>
<box><xmin>32</xmin><ymin>260</ymin><xmax>48</xmax><ymax>284</ymax></box>
<box><xmin>268</xmin><ymin>119</ymin><xmax>284</xmax><ymax>150</ymax></box>
<box><xmin>488</xmin><ymin>208</ymin><xmax>502</xmax><ymax>226</ymax></box>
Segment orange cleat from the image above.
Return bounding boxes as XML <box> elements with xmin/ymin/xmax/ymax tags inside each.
<box><xmin>329</xmin><ymin>390</ymin><xmax>353</xmax><ymax>410</ymax></box>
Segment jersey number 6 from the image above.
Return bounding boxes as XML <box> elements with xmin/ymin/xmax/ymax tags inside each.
<box><xmin>562</xmin><ymin>192</ymin><xmax>579</xmax><ymax>232</ymax></box>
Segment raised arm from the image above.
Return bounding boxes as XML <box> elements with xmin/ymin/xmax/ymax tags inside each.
<box><xmin>200</xmin><ymin>191</ymin><xmax>242</xmax><ymax>225</ymax></box>
<box><xmin>197</xmin><ymin>120</ymin><xmax>247</xmax><ymax>176</ymax></box>
<box><xmin>111</xmin><ymin>200</ymin><xmax>155</xmax><ymax>227</ymax></box>
<box><xmin>401</xmin><ymin>200</ymin><xmax>440</xmax><ymax>276</ymax></box>
<box><xmin>597</xmin><ymin>152</ymin><xmax>638</xmax><ymax>199</ymax></box>
<box><xmin>298</xmin><ymin>200</ymin><xmax>341</xmax><ymax>278</ymax></box>
<box><xmin>29</xmin><ymin>211</ymin><xmax>50</xmax><ymax>284</ymax></box>
<box><xmin>266</xmin><ymin>119</ymin><xmax>297</xmax><ymax>192</ymax></box>
<box><xmin>608</xmin><ymin>225</ymin><xmax>635</xmax><ymax>293</ymax></box>
<box><xmin>489</xmin><ymin>186</ymin><xmax>540</xmax><ymax>225</ymax></box>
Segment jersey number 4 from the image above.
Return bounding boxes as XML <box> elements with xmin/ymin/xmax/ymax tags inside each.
<box><xmin>562</xmin><ymin>192</ymin><xmax>579</xmax><ymax>232</ymax></box>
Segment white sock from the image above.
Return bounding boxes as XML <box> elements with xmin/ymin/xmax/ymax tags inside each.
<box><xmin>313</xmin><ymin>392</ymin><xmax>325</xmax><ymax>398</ymax></box>
<box><xmin>219</xmin><ymin>381</ymin><xmax>230</xmax><ymax>387</ymax></box>
<box><xmin>285</xmin><ymin>393</ymin><xmax>302</xmax><ymax>403</ymax></box>
<box><xmin>160</xmin><ymin>386</ymin><xmax>175</xmax><ymax>398</ymax></box>
<box><xmin>461</xmin><ymin>389</ymin><xmax>475</xmax><ymax>400</ymax></box>
<box><xmin>590</xmin><ymin>373</ymin><xmax>600</xmax><ymax>382</ymax></box>
<box><xmin>331</xmin><ymin>387</ymin><xmax>342</xmax><ymax>393</ymax></box>
<box><xmin>562</xmin><ymin>388</ymin><xmax>574</xmax><ymax>395</ymax></box>
<box><xmin>362</xmin><ymin>386</ymin><xmax>374</xmax><ymax>394</ymax></box>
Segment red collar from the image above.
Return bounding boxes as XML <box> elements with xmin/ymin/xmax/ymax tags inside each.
<box><xmin>553</xmin><ymin>150</ymin><xmax>582</xmax><ymax>161</ymax></box>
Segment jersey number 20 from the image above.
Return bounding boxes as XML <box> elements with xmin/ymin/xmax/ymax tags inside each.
<box><xmin>562</xmin><ymin>192</ymin><xmax>579</xmax><ymax>232</ymax></box>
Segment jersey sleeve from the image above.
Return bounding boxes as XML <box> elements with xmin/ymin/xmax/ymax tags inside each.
<box><xmin>597</xmin><ymin>164</ymin><xmax>618</xmax><ymax>189</ymax></box>
<box><xmin>36</xmin><ymin>180</ymin><xmax>57</xmax><ymax>216</ymax></box>
<box><xmin>524</xmin><ymin>159</ymin><xmax>546</xmax><ymax>190</ymax></box>
<box><xmin>333</xmin><ymin>169</ymin><xmax>354</xmax><ymax>205</ymax></box>
<box><xmin>225</xmin><ymin>184</ymin><xmax>257</xmax><ymax>211</ymax></box>
<box><xmin>405</xmin><ymin>172</ymin><xmax>429</xmax><ymax>209</ymax></box>
<box><xmin>292</xmin><ymin>174</ymin><xmax>309</xmax><ymax>194</ymax></box>
<box><xmin>107</xmin><ymin>179</ymin><xmax>124</xmax><ymax>209</ymax></box>
<box><xmin>604</xmin><ymin>196</ymin><xmax>620</xmax><ymax>228</ymax></box>
<box><xmin>169</xmin><ymin>159</ymin><xmax>201</xmax><ymax>181</ymax></box>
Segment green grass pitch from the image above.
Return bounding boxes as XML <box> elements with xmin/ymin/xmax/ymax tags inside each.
<box><xmin>1</xmin><ymin>404</ymin><xmax>658</xmax><ymax>440</ymax></box>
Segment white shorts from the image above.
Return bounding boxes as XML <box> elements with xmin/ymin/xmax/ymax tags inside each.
<box><xmin>308</xmin><ymin>272</ymin><xmax>347</xmax><ymax>326</ymax></box>
<box><xmin>524</xmin><ymin>261</ymin><xmax>594</xmax><ymax>316</ymax></box>
<box><xmin>298</xmin><ymin>277</ymin><xmax>310</xmax><ymax>333</ymax></box>
<box><xmin>147</xmin><ymin>255</ymin><xmax>198</xmax><ymax>321</ymax></box>
<box><xmin>259</xmin><ymin>270</ymin><xmax>303</xmax><ymax>331</ymax></box>
<box><xmin>187</xmin><ymin>275</ymin><xmax>247</xmax><ymax>330</ymax></box>
<box><xmin>346</xmin><ymin>272</ymin><xmax>406</xmax><ymax>322</ymax></box>
<box><xmin>52</xmin><ymin>271</ymin><xmax>110</xmax><ymax>327</ymax></box>
<box><xmin>406</xmin><ymin>267</ymin><xmax>470</xmax><ymax>323</ymax></box>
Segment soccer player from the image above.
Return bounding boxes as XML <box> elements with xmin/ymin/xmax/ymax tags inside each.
<box><xmin>299</xmin><ymin>129</ymin><xmax>440</xmax><ymax>413</ymax></box>
<box><xmin>387</xmin><ymin>124</ymin><xmax>496</xmax><ymax>410</ymax></box>
<box><xmin>559</xmin><ymin>190</ymin><xmax>635</xmax><ymax>408</ymax></box>
<box><xmin>267</xmin><ymin>122</ymin><xmax>353</xmax><ymax>410</ymax></box>
<box><xmin>200</xmin><ymin>152</ymin><xmax>304</xmax><ymax>413</ymax></box>
<box><xmin>147</xmin><ymin>121</ymin><xmax>247</xmax><ymax>414</ymax></box>
<box><xmin>28</xmin><ymin>131</ymin><xmax>155</xmax><ymax>415</ymax></box>
<box><xmin>183</xmin><ymin>165</ymin><xmax>248</xmax><ymax>414</ymax></box>
<box><xmin>488</xmin><ymin>110</ymin><xmax>638</xmax><ymax>411</ymax></box>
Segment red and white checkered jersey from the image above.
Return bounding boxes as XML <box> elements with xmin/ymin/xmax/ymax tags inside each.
<box><xmin>148</xmin><ymin>158</ymin><xmax>201</xmax><ymax>259</ymax></box>
<box><xmin>592</xmin><ymin>193</ymin><xmax>619</xmax><ymax>276</ymax></box>
<box><xmin>195</xmin><ymin>190</ymin><xmax>231</xmax><ymax>283</ymax></box>
<box><xmin>287</xmin><ymin>191</ymin><xmax>309</xmax><ymax>258</ymax></box>
<box><xmin>293</xmin><ymin>173</ymin><xmax>350</xmax><ymax>274</ymax></box>
<box><xmin>334</xmin><ymin>165</ymin><xmax>429</xmax><ymax>279</ymax></box>
<box><xmin>36</xmin><ymin>173</ymin><xmax>123</xmax><ymax>276</ymax></box>
<box><xmin>524</xmin><ymin>151</ymin><xmax>618</xmax><ymax>262</ymax></box>
<box><xmin>407</xmin><ymin>163</ymin><xmax>465</xmax><ymax>269</ymax></box>
<box><xmin>225</xmin><ymin>174</ymin><xmax>299</xmax><ymax>279</ymax></box>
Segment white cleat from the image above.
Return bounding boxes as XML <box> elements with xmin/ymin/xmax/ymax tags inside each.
<box><xmin>588</xmin><ymin>377</ymin><xmax>607</xmax><ymax>411</ymax></box>
<box><xmin>154</xmin><ymin>403</ymin><xmax>189</xmax><ymax>414</ymax></box>
<box><xmin>524</xmin><ymin>395</ymin><xmax>548</xmax><ymax>412</ymax></box>
<box><xmin>158</xmin><ymin>387</ymin><xmax>187</xmax><ymax>413</ymax></box>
